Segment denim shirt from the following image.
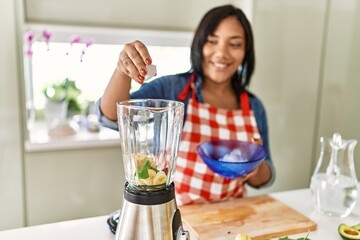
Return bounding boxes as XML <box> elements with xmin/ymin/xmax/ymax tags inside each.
<box><xmin>95</xmin><ymin>71</ymin><xmax>275</xmax><ymax>188</ymax></box>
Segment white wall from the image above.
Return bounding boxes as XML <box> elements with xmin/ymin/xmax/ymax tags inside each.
<box><xmin>315</xmin><ymin>0</ymin><xmax>360</xmax><ymax>175</ymax></box>
<box><xmin>0</xmin><ymin>0</ymin><xmax>25</xmax><ymax>230</ymax></box>
<box><xmin>249</xmin><ymin>0</ymin><xmax>360</xmax><ymax>196</ymax></box>
<box><xmin>24</xmin><ymin>0</ymin><xmax>234</xmax><ymax>31</ymax></box>
<box><xmin>248</xmin><ymin>0</ymin><xmax>327</xmax><ymax>195</ymax></box>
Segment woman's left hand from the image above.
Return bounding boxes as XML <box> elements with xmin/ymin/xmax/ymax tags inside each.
<box><xmin>244</xmin><ymin>137</ymin><xmax>271</xmax><ymax>187</ymax></box>
<box><xmin>251</xmin><ymin>137</ymin><xmax>263</xmax><ymax>146</ymax></box>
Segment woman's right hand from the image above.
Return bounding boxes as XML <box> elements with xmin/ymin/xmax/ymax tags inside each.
<box><xmin>100</xmin><ymin>40</ymin><xmax>152</xmax><ymax>121</ymax></box>
<box><xmin>116</xmin><ymin>40</ymin><xmax>152</xmax><ymax>84</ymax></box>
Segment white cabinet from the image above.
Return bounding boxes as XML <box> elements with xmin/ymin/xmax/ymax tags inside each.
<box><xmin>24</xmin><ymin>147</ymin><xmax>124</xmax><ymax>225</ymax></box>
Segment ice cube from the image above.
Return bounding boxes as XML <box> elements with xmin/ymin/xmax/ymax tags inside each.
<box><xmin>144</xmin><ymin>64</ymin><xmax>157</xmax><ymax>80</ymax></box>
<box><xmin>219</xmin><ymin>149</ymin><xmax>247</xmax><ymax>162</ymax></box>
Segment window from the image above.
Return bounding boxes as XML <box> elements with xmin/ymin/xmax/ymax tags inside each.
<box><xmin>24</xmin><ymin>25</ymin><xmax>192</xmax><ymax>128</ymax></box>
<box><xmin>30</xmin><ymin>42</ymin><xmax>191</xmax><ymax>110</ymax></box>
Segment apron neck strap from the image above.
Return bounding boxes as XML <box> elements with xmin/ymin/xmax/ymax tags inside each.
<box><xmin>178</xmin><ymin>73</ymin><xmax>251</xmax><ymax>115</ymax></box>
<box><xmin>177</xmin><ymin>72</ymin><xmax>195</xmax><ymax>100</ymax></box>
<box><xmin>240</xmin><ymin>91</ymin><xmax>250</xmax><ymax>115</ymax></box>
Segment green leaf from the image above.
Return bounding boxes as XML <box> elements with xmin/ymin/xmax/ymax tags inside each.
<box><xmin>278</xmin><ymin>237</ymin><xmax>310</xmax><ymax>240</ymax></box>
<box><xmin>137</xmin><ymin>160</ymin><xmax>151</xmax><ymax>179</ymax></box>
<box><xmin>44</xmin><ymin>85</ymin><xmax>67</xmax><ymax>102</ymax></box>
<box><xmin>43</xmin><ymin>78</ymin><xmax>83</xmax><ymax>114</ymax></box>
<box><xmin>277</xmin><ymin>230</ymin><xmax>310</xmax><ymax>240</ymax></box>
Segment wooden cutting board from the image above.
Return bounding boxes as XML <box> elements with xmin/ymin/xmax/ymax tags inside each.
<box><xmin>179</xmin><ymin>195</ymin><xmax>317</xmax><ymax>240</ymax></box>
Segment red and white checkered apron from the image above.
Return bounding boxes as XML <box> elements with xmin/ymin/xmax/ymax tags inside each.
<box><xmin>174</xmin><ymin>73</ymin><xmax>261</xmax><ymax>206</ymax></box>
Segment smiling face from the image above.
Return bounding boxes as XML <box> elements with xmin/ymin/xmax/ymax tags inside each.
<box><xmin>202</xmin><ymin>16</ymin><xmax>246</xmax><ymax>84</ymax></box>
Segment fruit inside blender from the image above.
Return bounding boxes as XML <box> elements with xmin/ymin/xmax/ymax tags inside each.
<box><xmin>133</xmin><ymin>153</ymin><xmax>168</xmax><ymax>186</ymax></box>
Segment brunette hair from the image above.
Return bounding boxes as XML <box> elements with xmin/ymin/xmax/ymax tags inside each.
<box><xmin>190</xmin><ymin>4</ymin><xmax>255</xmax><ymax>91</ymax></box>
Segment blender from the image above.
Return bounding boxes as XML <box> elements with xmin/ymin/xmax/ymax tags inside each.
<box><xmin>115</xmin><ymin>99</ymin><xmax>189</xmax><ymax>240</ymax></box>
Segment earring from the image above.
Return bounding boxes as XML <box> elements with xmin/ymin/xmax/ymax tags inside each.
<box><xmin>237</xmin><ymin>65</ymin><xmax>243</xmax><ymax>76</ymax></box>
<box><xmin>241</xmin><ymin>62</ymin><xmax>247</xmax><ymax>87</ymax></box>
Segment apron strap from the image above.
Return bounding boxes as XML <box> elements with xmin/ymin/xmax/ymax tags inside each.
<box><xmin>240</xmin><ymin>91</ymin><xmax>250</xmax><ymax>116</ymax></box>
<box><xmin>178</xmin><ymin>73</ymin><xmax>251</xmax><ymax>115</ymax></box>
<box><xmin>177</xmin><ymin>72</ymin><xmax>195</xmax><ymax>100</ymax></box>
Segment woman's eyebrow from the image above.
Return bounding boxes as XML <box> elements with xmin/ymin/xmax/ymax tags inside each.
<box><xmin>211</xmin><ymin>33</ymin><xmax>244</xmax><ymax>40</ymax></box>
<box><xmin>229</xmin><ymin>36</ymin><xmax>244</xmax><ymax>40</ymax></box>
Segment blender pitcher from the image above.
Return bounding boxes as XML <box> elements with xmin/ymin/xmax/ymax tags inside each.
<box><xmin>310</xmin><ymin>133</ymin><xmax>359</xmax><ymax>217</ymax></box>
<box><xmin>117</xmin><ymin>99</ymin><xmax>184</xmax><ymax>191</ymax></box>
<box><xmin>116</xmin><ymin>99</ymin><xmax>189</xmax><ymax>240</ymax></box>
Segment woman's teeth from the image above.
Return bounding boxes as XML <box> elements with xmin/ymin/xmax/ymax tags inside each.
<box><xmin>213</xmin><ymin>62</ymin><xmax>227</xmax><ymax>69</ymax></box>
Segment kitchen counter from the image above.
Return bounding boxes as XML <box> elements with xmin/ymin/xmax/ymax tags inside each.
<box><xmin>0</xmin><ymin>188</ymin><xmax>358</xmax><ymax>240</ymax></box>
<box><xmin>25</xmin><ymin>121</ymin><xmax>121</xmax><ymax>152</ymax></box>
<box><xmin>271</xmin><ymin>188</ymin><xmax>360</xmax><ymax>239</ymax></box>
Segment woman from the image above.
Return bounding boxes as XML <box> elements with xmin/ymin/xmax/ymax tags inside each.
<box><xmin>96</xmin><ymin>4</ymin><xmax>274</xmax><ymax>205</ymax></box>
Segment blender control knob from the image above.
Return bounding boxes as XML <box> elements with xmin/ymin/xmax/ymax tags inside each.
<box><xmin>177</xmin><ymin>227</ymin><xmax>190</xmax><ymax>240</ymax></box>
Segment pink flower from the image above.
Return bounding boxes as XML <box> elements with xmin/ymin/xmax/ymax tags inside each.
<box><xmin>25</xmin><ymin>31</ymin><xmax>34</xmax><ymax>43</ymax></box>
<box><xmin>42</xmin><ymin>30</ymin><xmax>53</xmax><ymax>51</ymax></box>
<box><xmin>84</xmin><ymin>38</ymin><xmax>95</xmax><ymax>47</ymax></box>
<box><xmin>80</xmin><ymin>38</ymin><xmax>95</xmax><ymax>62</ymax></box>
<box><xmin>69</xmin><ymin>34</ymin><xmax>81</xmax><ymax>44</ymax></box>
<box><xmin>66</xmin><ymin>35</ymin><xmax>81</xmax><ymax>55</ymax></box>
<box><xmin>26</xmin><ymin>49</ymin><xmax>33</xmax><ymax>56</ymax></box>
<box><xmin>42</xmin><ymin>30</ymin><xmax>52</xmax><ymax>42</ymax></box>
<box><xmin>24</xmin><ymin>31</ymin><xmax>35</xmax><ymax>56</ymax></box>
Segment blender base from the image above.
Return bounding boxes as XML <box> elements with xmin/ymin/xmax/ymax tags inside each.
<box><xmin>114</xmin><ymin>182</ymin><xmax>189</xmax><ymax>240</ymax></box>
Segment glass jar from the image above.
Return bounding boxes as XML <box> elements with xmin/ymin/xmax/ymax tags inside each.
<box><xmin>310</xmin><ymin>133</ymin><xmax>358</xmax><ymax>217</ymax></box>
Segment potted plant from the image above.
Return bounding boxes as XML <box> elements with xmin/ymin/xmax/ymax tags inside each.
<box><xmin>43</xmin><ymin>78</ymin><xmax>82</xmax><ymax>124</ymax></box>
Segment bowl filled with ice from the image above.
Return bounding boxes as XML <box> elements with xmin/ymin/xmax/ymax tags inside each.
<box><xmin>197</xmin><ymin>139</ymin><xmax>267</xmax><ymax>179</ymax></box>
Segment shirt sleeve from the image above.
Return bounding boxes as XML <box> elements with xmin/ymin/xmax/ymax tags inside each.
<box><xmin>94</xmin><ymin>98</ymin><xmax>119</xmax><ymax>131</ymax></box>
<box><xmin>250</xmin><ymin>95</ymin><xmax>275</xmax><ymax>188</ymax></box>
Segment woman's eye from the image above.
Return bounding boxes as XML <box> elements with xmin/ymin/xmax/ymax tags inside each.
<box><xmin>230</xmin><ymin>43</ymin><xmax>242</xmax><ymax>48</ymax></box>
<box><xmin>206</xmin><ymin>40</ymin><xmax>217</xmax><ymax>45</ymax></box>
